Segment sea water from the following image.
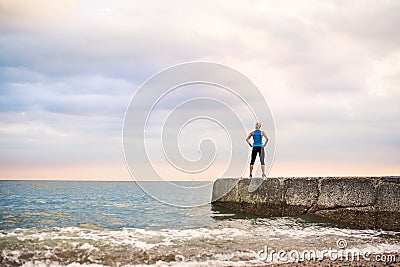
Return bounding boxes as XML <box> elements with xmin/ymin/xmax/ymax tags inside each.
<box><xmin>1</xmin><ymin>180</ymin><xmax>399</xmax><ymax>266</ymax></box>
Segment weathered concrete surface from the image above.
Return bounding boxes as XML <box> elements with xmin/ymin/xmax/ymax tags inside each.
<box><xmin>375</xmin><ymin>181</ymin><xmax>400</xmax><ymax>230</ymax></box>
<box><xmin>318</xmin><ymin>177</ymin><xmax>377</xmax><ymax>209</ymax></box>
<box><xmin>211</xmin><ymin>176</ymin><xmax>400</xmax><ymax>230</ymax></box>
<box><xmin>283</xmin><ymin>177</ymin><xmax>319</xmax><ymax>215</ymax></box>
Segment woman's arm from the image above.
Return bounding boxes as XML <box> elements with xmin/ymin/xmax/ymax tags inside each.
<box><xmin>262</xmin><ymin>131</ymin><xmax>269</xmax><ymax>147</ymax></box>
<box><xmin>246</xmin><ymin>131</ymin><xmax>254</xmax><ymax>147</ymax></box>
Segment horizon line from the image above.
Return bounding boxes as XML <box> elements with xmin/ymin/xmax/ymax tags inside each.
<box><xmin>1</xmin><ymin>175</ymin><xmax>398</xmax><ymax>182</ymax></box>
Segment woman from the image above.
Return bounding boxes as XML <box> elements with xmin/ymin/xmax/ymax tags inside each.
<box><xmin>246</xmin><ymin>122</ymin><xmax>269</xmax><ymax>178</ymax></box>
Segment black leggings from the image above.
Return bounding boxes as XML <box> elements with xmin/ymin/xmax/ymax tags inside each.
<box><xmin>250</xmin><ymin>146</ymin><xmax>265</xmax><ymax>165</ymax></box>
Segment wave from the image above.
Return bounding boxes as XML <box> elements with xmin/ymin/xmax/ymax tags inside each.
<box><xmin>1</xmin><ymin>218</ymin><xmax>399</xmax><ymax>266</ymax></box>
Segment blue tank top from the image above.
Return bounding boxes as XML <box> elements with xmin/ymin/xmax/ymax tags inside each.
<box><xmin>253</xmin><ymin>130</ymin><xmax>263</xmax><ymax>147</ymax></box>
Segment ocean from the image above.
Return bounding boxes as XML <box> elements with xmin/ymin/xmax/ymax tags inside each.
<box><xmin>1</xmin><ymin>180</ymin><xmax>399</xmax><ymax>266</ymax></box>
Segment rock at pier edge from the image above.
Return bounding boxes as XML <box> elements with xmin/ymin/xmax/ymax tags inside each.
<box><xmin>211</xmin><ymin>176</ymin><xmax>400</xmax><ymax>230</ymax></box>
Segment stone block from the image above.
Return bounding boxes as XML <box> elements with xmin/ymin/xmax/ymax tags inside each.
<box><xmin>246</xmin><ymin>178</ymin><xmax>284</xmax><ymax>204</ymax></box>
<box><xmin>211</xmin><ymin>178</ymin><xmax>239</xmax><ymax>202</ymax></box>
<box><xmin>317</xmin><ymin>177</ymin><xmax>376</xmax><ymax>209</ymax></box>
<box><xmin>283</xmin><ymin>177</ymin><xmax>319</xmax><ymax>215</ymax></box>
<box><xmin>376</xmin><ymin>181</ymin><xmax>400</xmax><ymax>230</ymax></box>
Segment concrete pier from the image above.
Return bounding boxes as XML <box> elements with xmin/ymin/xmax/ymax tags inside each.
<box><xmin>211</xmin><ymin>176</ymin><xmax>400</xmax><ymax>230</ymax></box>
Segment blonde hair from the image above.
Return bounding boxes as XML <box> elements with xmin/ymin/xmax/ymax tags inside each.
<box><xmin>255</xmin><ymin>122</ymin><xmax>261</xmax><ymax>128</ymax></box>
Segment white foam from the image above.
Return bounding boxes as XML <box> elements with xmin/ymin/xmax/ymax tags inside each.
<box><xmin>22</xmin><ymin>262</ymin><xmax>105</xmax><ymax>267</ymax></box>
<box><xmin>2</xmin><ymin>250</ymin><xmax>21</xmax><ymax>263</ymax></box>
<box><xmin>3</xmin><ymin>223</ymin><xmax>399</xmax><ymax>266</ymax></box>
<box><xmin>362</xmin><ymin>243</ymin><xmax>400</xmax><ymax>254</ymax></box>
<box><xmin>79</xmin><ymin>243</ymin><xmax>98</xmax><ymax>251</ymax></box>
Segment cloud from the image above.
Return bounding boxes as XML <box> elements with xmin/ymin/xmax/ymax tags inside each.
<box><xmin>0</xmin><ymin>73</ymin><xmax>132</xmax><ymax>116</ymax></box>
<box><xmin>0</xmin><ymin>0</ymin><xmax>399</xmax><ymax>179</ymax></box>
<box><xmin>0</xmin><ymin>0</ymin><xmax>77</xmax><ymax>32</ymax></box>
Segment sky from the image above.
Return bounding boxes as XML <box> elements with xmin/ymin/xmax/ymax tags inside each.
<box><xmin>0</xmin><ymin>0</ymin><xmax>399</xmax><ymax>180</ymax></box>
